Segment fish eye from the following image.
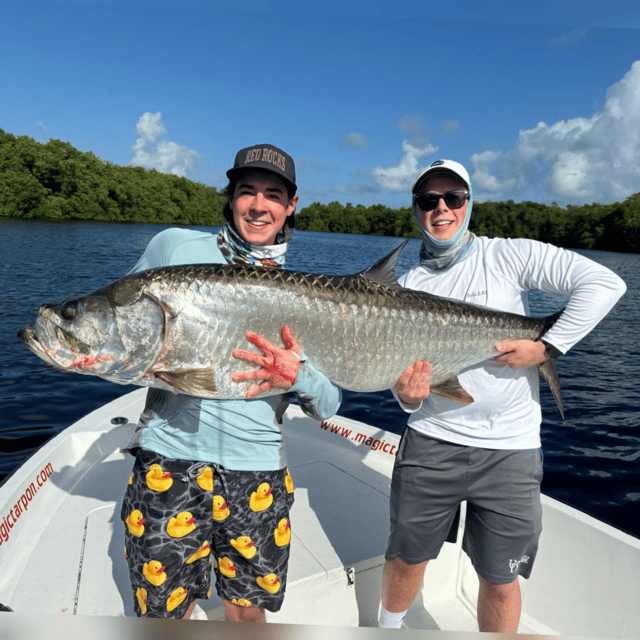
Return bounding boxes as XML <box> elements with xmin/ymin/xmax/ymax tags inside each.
<box><xmin>60</xmin><ymin>300</ymin><xmax>81</xmax><ymax>320</ymax></box>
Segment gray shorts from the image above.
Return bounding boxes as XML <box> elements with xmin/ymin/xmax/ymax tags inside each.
<box><xmin>385</xmin><ymin>428</ymin><xmax>543</xmax><ymax>584</ymax></box>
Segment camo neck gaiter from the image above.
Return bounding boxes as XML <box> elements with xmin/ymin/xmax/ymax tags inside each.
<box><xmin>418</xmin><ymin>232</ymin><xmax>477</xmax><ymax>270</ymax></box>
<box><xmin>217</xmin><ymin>224</ymin><xmax>287</xmax><ymax>268</ymax></box>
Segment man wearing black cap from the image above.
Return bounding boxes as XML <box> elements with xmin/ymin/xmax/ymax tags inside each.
<box><xmin>120</xmin><ymin>144</ymin><xmax>341</xmax><ymax>622</ymax></box>
<box><xmin>378</xmin><ymin>159</ymin><xmax>626</xmax><ymax>632</ymax></box>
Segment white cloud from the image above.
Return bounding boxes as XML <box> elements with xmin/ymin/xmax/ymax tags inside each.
<box><xmin>471</xmin><ymin>150</ymin><xmax>513</xmax><ymax>192</ymax></box>
<box><xmin>296</xmin><ymin>156</ymin><xmax>335</xmax><ymax>173</ymax></box>
<box><xmin>130</xmin><ymin>112</ymin><xmax>198</xmax><ymax>178</ymax></box>
<box><xmin>372</xmin><ymin>140</ymin><xmax>438</xmax><ymax>192</ymax></box>
<box><xmin>549</xmin><ymin>152</ymin><xmax>592</xmax><ymax>198</ymax></box>
<box><xmin>36</xmin><ymin>121</ymin><xmax>49</xmax><ymax>142</ymax></box>
<box><xmin>473</xmin><ymin>60</ymin><xmax>640</xmax><ymax>204</ymax></box>
<box><xmin>136</xmin><ymin>112</ymin><xmax>165</xmax><ymax>142</ymax></box>
<box><xmin>343</xmin><ymin>132</ymin><xmax>369</xmax><ymax>148</ymax></box>
<box><xmin>547</xmin><ymin>26</ymin><xmax>589</xmax><ymax>49</ymax></box>
<box><xmin>441</xmin><ymin>120</ymin><xmax>460</xmax><ymax>134</ymax></box>
<box><xmin>398</xmin><ymin>115</ymin><xmax>426</xmax><ymax>134</ymax></box>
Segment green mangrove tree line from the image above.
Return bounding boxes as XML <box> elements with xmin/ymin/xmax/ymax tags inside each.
<box><xmin>296</xmin><ymin>196</ymin><xmax>640</xmax><ymax>253</ymax></box>
<box><xmin>2</xmin><ymin>128</ymin><xmax>638</xmax><ymax>252</ymax></box>
<box><xmin>0</xmin><ymin>128</ymin><xmax>227</xmax><ymax>226</ymax></box>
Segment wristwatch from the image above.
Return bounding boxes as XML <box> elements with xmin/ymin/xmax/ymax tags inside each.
<box><xmin>541</xmin><ymin>339</ymin><xmax>562</xmax><ymax>359</ymax></box>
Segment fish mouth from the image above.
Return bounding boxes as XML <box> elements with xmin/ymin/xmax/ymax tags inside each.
<box><xmin>17</xmin><ymin>324</ymin><xmax>58</xmax><ymax>366</ymax></box>
<box><xmin>17</xmin><ymin>323</ymin><xmax>89</xmax><ymax>369</ymax></box>
<box><xmin>17</xmin><ymin>324</ymin><xmax>36</xmax><ymax>344</ymax></box>
<box><xmin>17</xmin><ymin>324</ymin><xmax>44</xmax><ymax>352</ymax></box>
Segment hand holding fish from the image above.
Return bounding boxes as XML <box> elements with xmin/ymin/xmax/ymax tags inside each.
<box><xmin>232</xmin><ymin>325</ymin><xmax>303</xmax><ymax>398</ymax></box>
<box><xmin>395</xmin><ymin>360</ymin><xmax>432</xmax><ymax>407</ymax></box>
<box><xmin>494</xmin><ymin>339</ymin><xmax>549</xmax><ymax>369</ymax></box>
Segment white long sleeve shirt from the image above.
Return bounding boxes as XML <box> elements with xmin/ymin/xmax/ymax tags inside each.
<box><xmin>397</xmin><ymin>236</ymin><xmax>626</xmax><ymax>449</ymax></box>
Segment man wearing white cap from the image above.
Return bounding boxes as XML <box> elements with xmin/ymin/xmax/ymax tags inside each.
<box><xmin>378</xmin><ymin>159</ymin><xmax>626</xmax><ymax>632</ymax></box>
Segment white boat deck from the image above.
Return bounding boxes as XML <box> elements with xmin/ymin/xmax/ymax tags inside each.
<box><xmin>1</xmin><ymin>388</ymin><xmax>639</xmax><ymax>637</ymax></box>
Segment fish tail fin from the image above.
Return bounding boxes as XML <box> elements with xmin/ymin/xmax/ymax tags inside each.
<box><xmin>538</xmin><ymin>307</ymin><xmax>565</xmax><ymax>418</ymax></box>
<box><xmin>538</xmin><ymin>357</ymin><xmax>564</xmax><ymax>419</ymax></box>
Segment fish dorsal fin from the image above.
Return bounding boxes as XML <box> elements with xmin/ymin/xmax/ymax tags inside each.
<box><xmin>358</xmin><ymin>240</ymin><xmax>409</xmax><ymax>289</ymax></box>
<box><xmin>430</xmin><ymin>376</ymin><xmax>475</xmax><ymax>404</ymax></box>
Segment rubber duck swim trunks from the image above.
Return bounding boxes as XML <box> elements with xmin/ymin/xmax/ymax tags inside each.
<box><xmin>121</xmin><ymin>448</ymin><xmax>294</xmax><ymax>617</ymax></box>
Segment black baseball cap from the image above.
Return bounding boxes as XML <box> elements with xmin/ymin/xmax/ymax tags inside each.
<box><xmin>226</xmin><ymin>143</ymin><xmax>297</xmax><ymax>193</ymax></box>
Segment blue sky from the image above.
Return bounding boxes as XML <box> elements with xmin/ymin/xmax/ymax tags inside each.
<box><xmin>2</xmin><ymin>0</ymin><xmax>640</xmax><ymax>210</ymax></box>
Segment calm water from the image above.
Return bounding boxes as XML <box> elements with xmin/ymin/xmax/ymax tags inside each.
<box><xmin>1</xmin><ymin>219</ymin><xmax>638</xmax><ymax>536</ymax></box>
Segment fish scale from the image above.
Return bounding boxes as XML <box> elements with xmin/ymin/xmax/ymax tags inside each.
<box><xmin>18</xmin><ymin>243</ymin><xmax>564</xmax><ymax>415</ymax></box>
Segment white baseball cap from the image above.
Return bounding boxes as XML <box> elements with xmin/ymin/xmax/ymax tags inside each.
<box><xmin>412</xmin><ymin>159</ymin><xmax>470</xmax><ymax>194</ymax></box>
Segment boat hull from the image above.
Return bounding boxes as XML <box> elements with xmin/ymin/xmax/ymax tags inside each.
<box><xmin>0</xmin><ymin>389</ymin><xmax>638</xmax><ymax>637</ymax></box>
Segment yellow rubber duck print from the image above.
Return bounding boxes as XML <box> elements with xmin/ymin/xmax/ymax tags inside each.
<box><xmin>167</xmin><ymin>511</ymin><xmax>196</xmax><ymax>538</ymax></box>
<box><xmin>250</xmin><ymin>482</ymin><xmax>273</xmax><ymax>512</ymax></box>
<box><xmin>166</xmin><ymin>587</ymin><xmax>188</xmax><ymax>613</ymax></box>
<box><xmin>285</xmin><ymin>469</ymin><xmax>294</xmax><ymax>493</ymax></box>
<box><xmin>219</xmin><ymin>556</ymin><xmax>236</xmax><ymax>578</ymax></box>
<box><xmin>146</xmin><ymin>464</ymin><xmax>173</xmax><ymax>492</ymax></box>
<box><xmin>230</xmin><ymin>536</ymin><xmax>257</xmax><ymax>559</ymax></box>
<box><xmin>232</xmin><ymin>598</ymin><xmax>253</xmax><ymax>607</ymax></box>
<box><xmin>143</xmin><ymin>560</ymin><xmax>167</xmax><ymax>586</ymax></box>
<box><xmin>197</xmin><ymin>466</ymin><xmax>214</xmax><ymax>491</ymax></box>
<box><xmin>186</xmin><ymin>541</ymin><xmax>211</xmax><ymax>564</ymax></box>
<box><xmin>136</xmin><ymin>588</ymin><xmax>148</xmax><ymax>615</ymax></box>
<box><xmin>257</xmin><ymin>573</ymin><xmax>280</xmax><ymax>593</ymax></box>
<box><xmin>212</xmin><ymin>495</ymin><xmax>230</xmax><ymax>521</ymax></box>
<box><xmin>126</xmin><ymin>510</ymin><xmax>145</xmax><ymax>537</ymax></box>
<box><xmin>274</xmin><ymin>518</ymin><xmax>291</xmax><ymax>547</ymax></box>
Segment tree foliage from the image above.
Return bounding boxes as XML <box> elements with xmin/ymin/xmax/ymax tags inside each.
<box><xmin>296</xmin><ymin>201</ymin><xmax>421</xmax><ymax>239</ymax></box>
<box><xmin>0</xmin><ymin>128</ymin><xmax>226</xmax><ymax>225</ymax></box>
<box><xmin>298</xmin><ymin>195</ymin><xmax>640</xmax><ymax>253</ymax></box>
<box><xmin>1</xmin><ymin>127</ymin><xmax>638</xmax><ymax>252</ymax></box>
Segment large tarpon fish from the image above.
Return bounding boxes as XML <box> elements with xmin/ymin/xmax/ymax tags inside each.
<box><xmin>18</xmin><ymin>242</ymin><xmax>564</xmax><ymax>416</ymax></box>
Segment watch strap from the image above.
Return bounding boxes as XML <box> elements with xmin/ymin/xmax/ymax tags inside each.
<box><xmin>541</xmin><ymin>339</ymin><xmax>562</xmax><ymax>359</ymax></box>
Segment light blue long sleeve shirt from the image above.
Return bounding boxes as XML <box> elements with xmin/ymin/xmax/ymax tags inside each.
<box><xmin>128</xmin><ymin>227</ymin><xmax>341</xmax><ymax>470</ymax></box>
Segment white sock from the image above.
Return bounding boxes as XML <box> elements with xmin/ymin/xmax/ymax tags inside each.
<box><xmin>378</xmin><ymin>603</ymin><xmax>407</xmax><ymax>629</ymax></box>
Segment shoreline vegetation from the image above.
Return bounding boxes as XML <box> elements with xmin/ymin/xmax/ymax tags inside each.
<box><xmin>2</xmin><ymin>128</ymin><xmax>638</xmax><ymax>253</ymax></box>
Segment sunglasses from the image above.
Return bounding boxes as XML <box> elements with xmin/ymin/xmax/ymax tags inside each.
<box><xmin>415</xmin><ymin>190</ymin><xmax>469</xmax><ymax>211</ymax></box>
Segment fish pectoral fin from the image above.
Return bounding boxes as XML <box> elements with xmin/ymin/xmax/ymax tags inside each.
<box><xmin>153</xmin><ymin>369</ymin><xmax>217</xmax><ymax>397</ymax></box>
<box><xmin>430</xmin><ymin>377</ymin><xmax>474</xmax><ymax>404</ymax></box>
